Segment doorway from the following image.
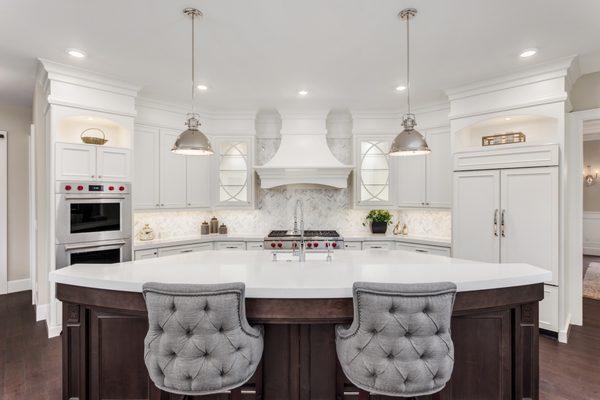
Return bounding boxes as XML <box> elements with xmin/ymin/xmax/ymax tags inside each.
<box><xmin>582</xmin><ymin>120</ymin><xmax>600</xmax><ymax>300</ymax></box>
<box><xmin>0</xmin><ymin>130</ymin><xmax>7</xmax><ymax>294</ymax></box>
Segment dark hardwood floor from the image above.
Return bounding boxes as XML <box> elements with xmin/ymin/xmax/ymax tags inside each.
<box><xmin>0</xmin><ymin>290</ymin><xmax>599</xmax><ymax>399</ymax></box>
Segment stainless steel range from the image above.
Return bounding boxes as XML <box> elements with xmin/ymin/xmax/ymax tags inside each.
<box><xmin>264</xmin><ymin>230</ymin><xmax>344</xmax><ymax>251</ymax></box>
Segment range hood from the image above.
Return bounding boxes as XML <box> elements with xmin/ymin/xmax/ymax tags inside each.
<box><xmin>254</xmin><ymin>113</ymin><xmax>354</xmax><ymax>189</ymax></box>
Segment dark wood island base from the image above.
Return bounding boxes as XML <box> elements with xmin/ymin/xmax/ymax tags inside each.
<box><xmin>57</xmin><ymin>283</ymin><xmax>542</xmax><ymax>400</ymax></box>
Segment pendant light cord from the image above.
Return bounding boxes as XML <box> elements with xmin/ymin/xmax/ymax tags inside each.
<box><xmin>406</xmin><ymin>13</ymin><xmax>411</xmax><ymax>116</ymax></box>
<box><xmin>191</xmin><ymin>12</ymin><xmax>196</xmax><ymax>115</ymax></box>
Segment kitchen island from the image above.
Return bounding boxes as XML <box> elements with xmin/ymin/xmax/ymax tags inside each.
<box><xmin>50</xmin><ymin>250</ymin><xmax>551</xmax><ymax>400</ymax></box>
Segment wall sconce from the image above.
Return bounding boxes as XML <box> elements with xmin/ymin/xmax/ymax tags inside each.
<box><xmin>584</xmin><ymin>165</ymin><xmax>598</xmax><ymax>186</ymax></box>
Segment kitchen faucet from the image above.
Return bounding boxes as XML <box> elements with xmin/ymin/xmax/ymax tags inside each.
<box><xmin>293</xmin><ymin>199</ymin><xmax>306</xmax><ymax>262</ymax></box>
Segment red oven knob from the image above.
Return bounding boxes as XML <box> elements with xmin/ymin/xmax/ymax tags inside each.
<box><xmin>332</xmin><ymin>242</ymin><xmax>337</xmax><ymax>248</ymax></box>
<box><xmin>277</xmin><ymin>242</ymin><xmax>283</xmax><ymax>248</ymax></box>
<box><xmin>108</xmin><ymin>186</ymin><xmax>115</xmax><ymax>191</ymax></box>
<box><xmin>313</xmin><ymin>242</ymin><xmax>319</xmax><ymax>248</ymax></box>
<box><xmin>65</xmin><ymin>185</ymin><xmax>72</xmax><ymax>191</ymax></box>
<box><xmin>270</xmin><ymin>242</ymin><xmax>276</xmax><ymax>248</ymax></box>
<box><xmin>77</xmin><ymin>185</ymin><xmax>84</xmax><ymax>191</ymax></box>
<box><xmin>306</xmin><ymin>242</ymin><xmax>312</xmax><ymax>248</ymax></box>
<box><xmin>118</xmin><ymin>186</ymin><xmax>125</xmax><ymax>191</ymax></box>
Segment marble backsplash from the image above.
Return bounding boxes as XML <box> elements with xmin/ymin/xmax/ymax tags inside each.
<box><xmin>134</xmin><ymin>137</ymin><xmax>451</xmax><ymax>240</ymax></box>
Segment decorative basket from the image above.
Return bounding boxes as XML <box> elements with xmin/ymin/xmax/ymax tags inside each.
<box><xmin>81</xmin><ymin>128</ymin><xmax>108</xmax><ymax>145</ymax></box>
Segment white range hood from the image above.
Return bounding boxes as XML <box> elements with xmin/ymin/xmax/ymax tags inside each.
<box><xmin>254</xmin><ymin>112</ymin><xmax>354</xmax><ymax>189</ymax></box>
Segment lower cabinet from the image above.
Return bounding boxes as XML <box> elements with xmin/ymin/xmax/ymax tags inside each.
<box><xmin>395</xmin><ymin>242</ymin><xmax>451</xmax><ymax>256</ymax></box>
<box><xmin>215</xmin><ymin>241</ymin><xmax>246</xmax><ymax>250</ymax></box>
<box><xmin>246</xmin><ymin>241</ymin><xmax>264</xmax><ymax>251</ymax></box>
<box><xmin>153</xmin><ymin>243</ymin><xmax>213</xmax><ymax>258</ymax></box>
<box><xmin>539</xmin><ymin>284</ymin><xmax>559</xmax><ymax>332</ymax></box>
<box><xmin>362</xmin><ymin>241</ymin><xmax>395</xmax><ymax>250</ymax></box>
<box><xmin>344</xmin><ymin>241</ymin><xmax>362</xmax><ymax>250</ymax></box>
<box><xmin>134</xmin><ymin>248</ymin><xmax>158</xmax><ymax>260</ymax></box>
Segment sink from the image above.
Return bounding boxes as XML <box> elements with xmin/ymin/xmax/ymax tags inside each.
<box><xmin>272</xmin><ymin>252</ymin><xmax>331</xmax><ymax>262</ymax></box>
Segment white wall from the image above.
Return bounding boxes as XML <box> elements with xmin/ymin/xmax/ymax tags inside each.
<box><xmin>0</xmin><ymin>103</ymin><xmax>31</xmax><ymax>283</ymax></box>
<box><xmin>571</xmin><ymin>71</ymin><xmax>600</xmax><ymax>112</ymax></box>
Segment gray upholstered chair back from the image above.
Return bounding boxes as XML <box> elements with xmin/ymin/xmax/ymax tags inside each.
<box><xmin>143</xmin><ymin>282</ymin><xmax>263</xmax><ymax>396</ymax></box>
<box><xmin>336</xmin><ymin>282</ymin><xmax>457</xmax><ymax>397</ymax></box>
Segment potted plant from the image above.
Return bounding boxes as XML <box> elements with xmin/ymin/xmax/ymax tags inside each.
<box><xmin>363</xmin><ymin>209</ymin><xmax>393</xmax><ymax>234</ymax></box>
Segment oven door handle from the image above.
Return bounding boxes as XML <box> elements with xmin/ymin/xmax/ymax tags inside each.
<box><xmin>63</xmin><ymin>196</ymin><xmax>126</xmax><ymax>201</ymax></box>
<box><xmin>64</xmin><ymin>240</ymin><xmax>127</xmax><ymax>251</ymax></box>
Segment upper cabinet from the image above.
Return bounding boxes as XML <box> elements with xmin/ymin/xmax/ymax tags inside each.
<box><xmin>355</xmin><ymin>137</ymin><xmax>393</xmax><ymax>206</ymax></box>
<box><xmin>133</xmin><ymin>125</ymin><xmax>211</xmax><ymax>210</ymax></box>
<box><xmin>56</xmin><ymin>142</ymin><xmax>131</xmax><ymax>182</ymax></box>
<box><xmin>396</xmin><ymin>128</ymin><xmax>451</xmax><ymax>208</ymax></box>
<box><xmin>213</xmin><ymin>137</ymin><xmax>253</xmax><ymax>208</ymax></box>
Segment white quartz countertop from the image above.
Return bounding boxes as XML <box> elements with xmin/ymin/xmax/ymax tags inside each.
<box><xmin>50</xmin><ymin>250</ymin><xmax>551</xmax><ymax>298</ymax></box>
<box><xmin>133</xmin><ymin>233</ymin><xmax>451</xmax><ymax>250</ymax></box>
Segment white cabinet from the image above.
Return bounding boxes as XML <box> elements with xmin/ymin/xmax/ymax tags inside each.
<box><xmin>452</xmin><ymin>170</ymin><xmax>501</xmax><ymax>263</ymax></box>
<box><xmin>134</xmin><ymin>127</ymin><xmax>212</xmax><ymax>210</ymax></box>
<box><xmin>355</xmin><ymin>138</ymin><xmax>393</xmax><ymax>206</ymax></box>
<box><xmin>395</xmin><ymin>242</ymin><xmax>451</xmax><ymax>256</ymax></box>
<box><xmin>134</xmin><ymin>248</ymin><xmax>158</xmax><ymax>260</ymax></box>
<box><xmin>215</xmin><ymin>241</ymin><xmax>246</xmax><ymax>250</ymax></box>
<box><xmin>157</xmin><ymin>242</ymin><xmax>213</xmax><ymax>257</ymax></box>
<box><xmin>186</xmin><ymin>156</ymin><xmax>211</xmax><ymax>208</ymax></box>
<box><xmin>246</xmin><ymin>241</ymin><xmax>264</xmax><ymax>251</ymax></box>
<box><xmin>396</xmin><ymin>129</ymin><xmax>451</xmax><ymax>208</ymax></box>
<box><xmin>159</xmin><ymin>130</ymin><xmax>187</xmax><ymax>208</ymax></box>
<box><xmin>56</xmin><ymin>143</ymin><xmax>130</xmax><ymax>182</ymax></box>
<box><xmin>344</xmin><ymin>241</ymin><xmax>362</xmax><ymax>250</ymax></box>
<box><xmin>453</xmin><ymin>165</ymin><xmax>559</xmax><ymax>331</ymax></box>
<box><xmin>363</xmin><ymin>241</ymin><xmax>394</xmax><ymax>250</ymax></box>
<box><xmin>213</xmin><ymin>137</ymin><xmax>253</xmax><ymax>207</ymax></box>
<box><xmin>133</xmin><ymin>126</ymin><xmax>160</xmax><ymax>209</ymax></box>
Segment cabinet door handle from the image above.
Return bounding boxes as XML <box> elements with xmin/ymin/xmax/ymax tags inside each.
<box><xmin>493</xmin><ymin>209</ymin><xmax>499</xmax><ymax>236</ymax></box>
<box><xmin>415</xmin><ymin>249</ymin><xmax>428</xmax><ymax>253</ymax></box>
<box><xmin>501</xmin><ymin>209</ymin><xmax>506</xmax><ymax>237</ymax></box>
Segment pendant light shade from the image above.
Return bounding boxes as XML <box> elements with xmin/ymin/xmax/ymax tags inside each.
<box><xmin>389</xmin><ymin>8</ymin><xmax>430</xmax><ymax>157</ymax></box>
<box><xmin>172</xmin><ymin>8</ymin><xmax>213</xmax><ymax>156</ymax></box>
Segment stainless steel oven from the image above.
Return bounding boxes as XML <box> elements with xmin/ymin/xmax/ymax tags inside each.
<box><xmin>56</xmin><ymin>181</ymin><xmax>131</xmax><ymax>244</ymax></box>
<box><xmin>55</xmin><ymin>239</ymin><xmax>132</xmax><ymax>269</ymax></box>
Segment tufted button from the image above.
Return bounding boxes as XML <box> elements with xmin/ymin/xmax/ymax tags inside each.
<box><xmin>219</xmin><ymin>369</ymin><xmax>225</xmax><ymax>376</ymax></box>
<box><xmin>204</xmin><ymin>304</ymin><xmax>209</xmax><ymax>312</ymax></box>
<box><xmin>369</xmin><ymin>370</ymin><xmax>377</xmax><ymax>377</ymax></box>
<box><xmin>386</xmin><ymin>353</ymin><xmax>394</xmax><ymax>360</ymax></box>
<box><xmin>186</xmin><ymin>329</ymin><xmax>192</xmax><ymax>337</ymax></box>
<box><xmin>389</xmin><ymin>306</ymin><xmax>396</xmax><ymax>313</ymax></box>
<box><xmin>236</xmin><ymin>346</ymin><xmax>241</xmax><ymax>351</ymax></box>
<box><xmin>171</xmin><ymin>304</ymin><xmax>176</xmax><ymax>312</ymax></box>
<box><xmin>218</xmin><ymin>327</ymin><xmax>224</xmax><ymax>333</ymax></box>
<box><xmin>370</xmin><ymin>328</ymin><xmax>377</xmax><ymax>334</ymax></box>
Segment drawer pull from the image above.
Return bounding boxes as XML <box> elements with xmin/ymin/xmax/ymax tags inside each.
<box><xmin>415</xmin><ymin>249</ymin><xmax>428</xmax><ymax>253</ymax></box>
<box><xmin>225</xmin><ymin>246</ymin><xmax>239</xmax><ymax>249</ymax></box>
<box><xmin>180</xmin><ymin>249</ymin><xmax>194</xmax><ymax>253</ymax></box>
<box><xmin>370</xmin><ymin>246</ymin><xmax>382</xmax><ymax>249</ymax></box>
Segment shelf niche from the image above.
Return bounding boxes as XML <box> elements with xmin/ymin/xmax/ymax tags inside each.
<box><xmin>57</xmin><ymin>115</ymin><xmax>131</xmax><ymax>148</ymax></box>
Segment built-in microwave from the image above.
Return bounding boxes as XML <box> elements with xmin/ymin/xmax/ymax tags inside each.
<box><xmin>56</xmin><ymin>181</ymin><xmax>131</xmax><ymax>244</ymax></box>
<box><xmin>55</xmin><ymin>239</ymin><xmax>132</xmax><ymax>269</ymax></box>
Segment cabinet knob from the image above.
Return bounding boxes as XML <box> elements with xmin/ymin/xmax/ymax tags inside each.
<box><xmin>160</xmin><ymin>204</ymin><xmax>164</xmax><ymax>206</ymax></box>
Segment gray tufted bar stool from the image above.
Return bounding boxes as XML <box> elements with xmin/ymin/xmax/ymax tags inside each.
<box><xmin>143</xmin><ymin>282</ymin><xmax>264</xmax><ymax>399</ymax></box>
<box><xmin>336</xmin><ymin>282</ymin><xmax>457</xmax><ymax>399</ymax></box>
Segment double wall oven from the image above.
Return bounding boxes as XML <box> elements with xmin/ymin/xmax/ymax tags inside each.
<box><xmin>55</xmin><ymin>181</ymin><xmax>132</xmax><ymax>268</ymax></box>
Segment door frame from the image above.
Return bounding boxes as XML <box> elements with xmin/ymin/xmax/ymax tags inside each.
<box><xmin>566</xmin><ymin>108</ymin><xmax>600</xmax><ymax>327</ymax></box>
<box><xmin>29</xmin><ymin>124</ymin><xmax>37</xmax><ymax>304</ymax></box>
<box><xmin>0</xmin><ymin>130</ymin><xmax>7</xmax><ymax>295</ymax></box>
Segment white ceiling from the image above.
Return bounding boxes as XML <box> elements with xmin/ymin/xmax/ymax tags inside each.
<box><xmin>2</xmin><ymin>0</ymin><xmax>600</xmax><ymax>111</ymax></box>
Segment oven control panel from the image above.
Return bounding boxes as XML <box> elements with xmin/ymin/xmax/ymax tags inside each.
<box><xmin>57</xmin><ymin>181</ymin><xmax>130</xmax><ymax>194</ymax></box>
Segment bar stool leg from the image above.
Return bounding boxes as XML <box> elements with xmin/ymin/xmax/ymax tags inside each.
<box><xmin>230</xmin><ymin>388</ymin><xmax>242</xmax><ymax>400</ymax></box>
<box><xmin>358</xmin><ymin>389</ymin><xmax>370</xmax><ymax>400</ymax></box>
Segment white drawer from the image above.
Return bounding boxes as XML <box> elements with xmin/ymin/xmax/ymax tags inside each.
<box><xmin>246</xmin><ymin>241</ymin><xmax>264</xmax><ymax>251</ymax></box>
<box><xmin>395</xmin><ymin>243</ymin><xmax>451</xmax><ymax>256</ymax></box>
<box><xmin>539</xmin><ymin>284</ymin><xmax>559</xmax><ymax>332</ymax></box>
<box><xmin>344</xmin><ymin>241</ymin><xmax>362</xmax><ymax>250</ymax></box>
<box><xmin>134</xmin><ymin>248</ymin><xmax>158</xmax><ymax>260</ymax></box>
<box><xmin>158</xmin><ymin>242</ymin><xmax>212</xmax><ymax>257</ymax></box>
<box><xmin>216</xmin><ymin>241</ymin><xmax>246</xmax><ymax>250</ymax></box>
<box><xmin>363</xmin><ymin>241</ymin><xmax>394</xmax><ymax>250</ymax></box>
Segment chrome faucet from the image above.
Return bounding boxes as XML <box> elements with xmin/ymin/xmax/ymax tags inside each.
<box><xmin>293</xmin><ymin>199</ymin><xmax>306</xmax><ymax>262</ymax></box>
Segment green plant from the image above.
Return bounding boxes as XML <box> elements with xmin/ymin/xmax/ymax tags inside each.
<box><xmin>363</xmin><ymin>209</ymin><xmax>393</xmax><ymax>225</ymax></box>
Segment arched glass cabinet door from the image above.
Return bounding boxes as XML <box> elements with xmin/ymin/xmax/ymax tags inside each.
<box><xmin>218</xmin><ymin>140</ymin><xmax>249</xmax><ymax>204</ymax></box>
<box><xmin>358</xmin><ymin>139</ymin><xmax>391</xmax><ymax>204</ymax></box>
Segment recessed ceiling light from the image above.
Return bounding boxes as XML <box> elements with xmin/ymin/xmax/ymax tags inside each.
<box><xmin>298</xmin><ymin>90</ymin><xmax>308</xmax><ymax>96</ymax></box>
<box><xmin>66</xmin><ymin>48</ymin><xmax>86</xmax><ymax>58</ymax></box>
<box><xmin>519</xmin><ymin>48</ymin><xmax>537</xmax><ymax>58</ymax></box>
<box><xmin>395</xmin><ymin>85</ymin><xmax>407</xmax><ymax>92</ymax></box>
<box><xmin>504</xmin><ymin>117</ymin><xmax>512</xmax><ymax>121</ymax></box>
<box><xmin>197</xmin><ymin>84</ymin><xmax>208</xmax><ymax>91</ymax></box>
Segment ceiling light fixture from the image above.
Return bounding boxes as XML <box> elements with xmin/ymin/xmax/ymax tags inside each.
<box><xmin>389</xmin><ymin>8</ymin><xmax>430</xmax><ymax>157</ymax></box>
<box><xmin>298</xmin><ymin>90</ymin><xmax>308</xmax><ymax>96</ymax></box>
<box><xmin>519</xmin><ymin>48</ymin><xmax>538</xmax><ymax>58</ymax></box>
<box><xmin>172</xmin><ymin>8</ymin><xmax>214</xmax><ymax>156</ymax></box>
<box><xmin>197</xmin><ymin>84</ymin><xmax>208</xmax><ymax>91</ymax></box>
<box><xmin>66</xmin><ymin>48</ymin><xmax>86</xmax><ymax>58</ymax></box>
<box><xmin>395</xmin><ymin>85</ymin><xmax>407</xmax><ymax>92</ymax></box>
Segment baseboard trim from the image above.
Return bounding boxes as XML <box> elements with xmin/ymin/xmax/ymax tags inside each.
<box><xmin>583</xmin><ymin>247</ymin><xmax>600</xmax><ymax>256</ymax></box>
<box><xmin>558</xmin><ymin>313</ymin><xmax>571</xmax><ymax>344</ymax></box>
<box><xmin>36</xmin><ymin>303</ymin><xmax>48</xmax><ymax>322</ymax></box>
<box><xmin>7</xmin><ymin>278</ymin><xmax>32</xmax><ymax>293</ymax></box>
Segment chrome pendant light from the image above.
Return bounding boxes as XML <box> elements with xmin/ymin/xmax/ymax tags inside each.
<box><xmin>389</xmin><ymin>8</ymin><xmax>430</xmax><ymax>156</ymax></box>
<box><xmin>172</xmin><ymin>8</ymin><xmax>214</xmax><ymax>156</ymax></box>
